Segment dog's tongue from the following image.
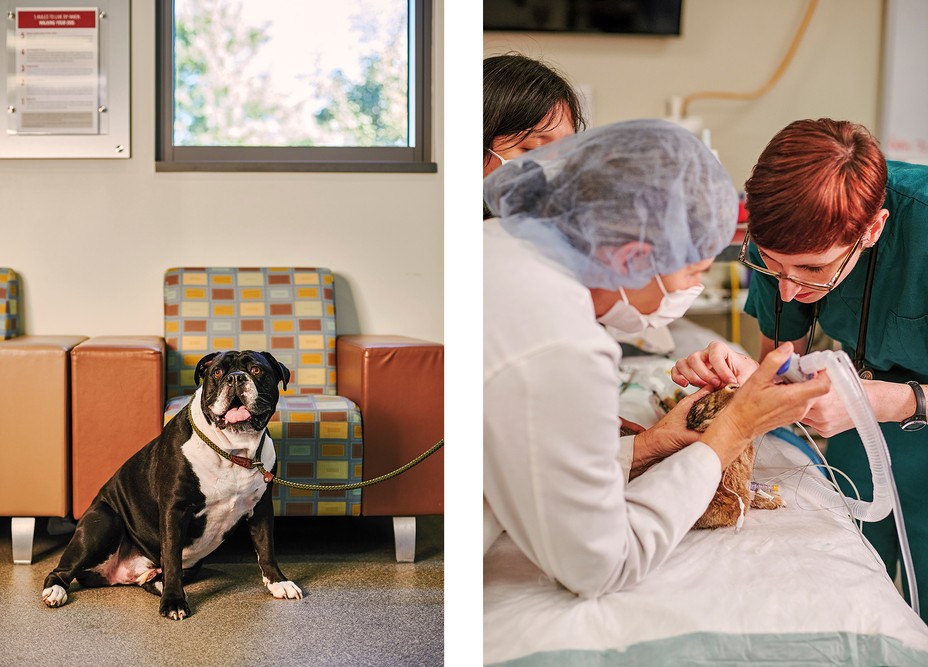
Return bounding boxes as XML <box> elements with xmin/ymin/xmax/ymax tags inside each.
<box><xmin>225</xmin><ymin>406</ymin><xmax>252</xmax><ymax>424</ymax></box>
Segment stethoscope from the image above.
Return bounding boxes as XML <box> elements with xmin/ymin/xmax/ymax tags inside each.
<box><xmin>773</xmin><ymin>241</ymin><xmax>879</xmax><ymax>380</ymax></box>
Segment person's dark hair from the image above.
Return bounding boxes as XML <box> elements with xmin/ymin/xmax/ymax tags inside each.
<box><xmin>744</xmin><ymin>118</ymin><xmax>887</xmax><ymax>254</ymax></box>
<box><xmin>483</xmin><ymin>53</ymin><xmax>586</xmax><ymax>155</ymax></box>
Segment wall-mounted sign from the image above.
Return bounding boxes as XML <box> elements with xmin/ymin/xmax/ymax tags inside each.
<box><xmin>14</xmin><ymin>7</ymin><xmax>100</xmax><ymax>134</ymax></box>
<box><xmin>0</xmin><ymin>0</ymin><xmax>129</xmax><ymax>158</ymax></box>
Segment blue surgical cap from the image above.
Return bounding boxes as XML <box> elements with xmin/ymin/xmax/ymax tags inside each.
<box><xmin>483</xmin><ymin>119</ymin><xmax>738</xmax><ymax>289</ymax></box>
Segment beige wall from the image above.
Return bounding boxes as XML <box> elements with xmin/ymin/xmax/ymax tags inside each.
<box><xmin>2</xmin><ymin>0</ymin><xmax>444</xmax><ymax>344</ymax></box>
<box><xmin>484</xmin><ymin>0</ymin><xmax>884</xmax><ymax>189</ymax></box>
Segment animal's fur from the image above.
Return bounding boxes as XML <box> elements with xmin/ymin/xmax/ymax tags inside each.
<box><xmin>686</xmin><ymin>384</ymin><xmax>783</xmax><ymax>529</ymax></box>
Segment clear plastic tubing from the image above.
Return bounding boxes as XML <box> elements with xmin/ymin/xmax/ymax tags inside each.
<box><xmin>777</xmin><ymin>349</ymin><xmax>918</xmax><ymax>614</ymax></box>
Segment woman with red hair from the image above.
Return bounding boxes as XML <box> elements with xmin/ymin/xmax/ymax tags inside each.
<box><xmin>673</xmin><ymin>118</ymin><xmax>928</xmax><ymax>620</ymax></box>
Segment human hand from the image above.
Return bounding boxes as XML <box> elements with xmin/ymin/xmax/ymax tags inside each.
<box><xmin>671</xmin><ymin>340</ymin><xmax>759</xmax><ymax>389</ymax></box>
<box><xmin>620</xmin><ymin>417</ymin><xmax>646</xmax><ymax>436</ymax></box>
<box><xmin>701</xmin><ymin>343</ymin><xmax>831</xmax><ymax>468</ymax></box>
<box><xmin>630</xmin><ymin>386</ymin><xmax>711</xmax><ymax>477</ymax></box>
<box><xmin>799</xmin><ymin>380</ymin><xmax>875</xmax><ymax>437</ymax></box>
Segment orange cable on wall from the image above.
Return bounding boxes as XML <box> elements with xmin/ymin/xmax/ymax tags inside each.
<box><xmin>681</xmin><ymin>0</ymin><xmax>819</xmax><ymax>117</ymax></box>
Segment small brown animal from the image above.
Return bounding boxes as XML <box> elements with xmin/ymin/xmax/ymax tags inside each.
<box><xmin>687</xmin><ymin>384</ymin><xmax>783</xmax><ymax>529</ymax></box>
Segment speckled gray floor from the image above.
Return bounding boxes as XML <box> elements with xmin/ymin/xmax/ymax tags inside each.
<box><xmin>0</xmin><ymin>515</ymin><xmax>443</xmax><ymax>666</ymax></box>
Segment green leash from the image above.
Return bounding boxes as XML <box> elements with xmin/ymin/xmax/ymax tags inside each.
<box><xmin>186</xmin><ymin>401</ymin><xmax>443</xmax><ymax>491</ymax></box>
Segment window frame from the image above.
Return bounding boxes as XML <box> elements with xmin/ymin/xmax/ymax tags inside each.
<box><xmin>155</xmin><ymin>0</ymin><xmax>435</xmax><ymax>173</ymax></box>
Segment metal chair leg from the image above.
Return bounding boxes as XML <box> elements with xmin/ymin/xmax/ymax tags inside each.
<box><xmin>393</xmin><ymin>516</ymin><xmax>416</xmax><ymax>563</ymax></box>
<box><xmin>12</xmin><ymin>517</ymin><xmax>35</xmax><ymax>564</ymax></box>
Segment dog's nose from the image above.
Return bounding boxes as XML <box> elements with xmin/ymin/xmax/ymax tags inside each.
<box><xmin>226</xmin><ymin>371</ymin><xmax>247</xmax><ymax>384</ymax></box>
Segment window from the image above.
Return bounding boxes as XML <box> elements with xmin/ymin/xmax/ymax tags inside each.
<box><xmin>156</xmin><ymin>0</ymin><xmax>434</xmax><ymax>172</ymax></box>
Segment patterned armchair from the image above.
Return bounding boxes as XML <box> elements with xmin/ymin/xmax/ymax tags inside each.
<box><xmin>162</xmin><ymin>267</ymin><xmax>364</xmax><ymax>515</ymax></box>
<box><xmin>0</xmin><ymin>268</ymin><xmax>19</xmax><ymax>339</ymax></box>
<box><xmin>159</xmin><ymin>267</ymin><xmax>443</xmax><ymax>559</ymax></box>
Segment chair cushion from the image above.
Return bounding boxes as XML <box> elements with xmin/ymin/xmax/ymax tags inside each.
<box><xmin>165</xmin><ymin>393</ymin><xmax>363</xmax><ymax>517</ymax></box>
<box><xmin>164</xmin><ymin>267</ymin><xmax>337</xmax><ymax>398</ymax></box>
<box><xmin>71</xmin><ymin>336</ymin><xmax>165</xmax><ymax>519</ymax></box>
<box><xmin>0</xmin><ymin>335</ymin><xmax>88</xmax><ymax>516</ymax></box>
<box><xmin>0</xmin><ymin>268</ymin><xmax>20</xmax><ymax>339</ymax></box>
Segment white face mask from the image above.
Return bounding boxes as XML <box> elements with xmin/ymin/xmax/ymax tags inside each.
<box><xmin>597</xmin><ymin>275</ymin><xmax>704</xmax><ymax>333</ymax></box>
<box><xmin>486</xmin><ymin>148</ymin><xmax>509</xmax><ymax>165</ymax></box>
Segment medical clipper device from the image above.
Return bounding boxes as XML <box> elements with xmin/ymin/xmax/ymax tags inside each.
<box><xmin>776</xmin><ymin>350</ymin><xmax>918</xmax><ymax>614</ymax></box>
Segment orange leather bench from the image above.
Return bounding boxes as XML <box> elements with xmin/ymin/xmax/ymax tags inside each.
<box><xmin>337</xmin><ymin>335</ymin><xmax>444</xmax><ymax>561</ymax></box>
<box><xmin>0</xmin><ymin>335</ymin><xmax>87</xmax><ymax>562</ymax></box>
<box><xmin>70</xmin><ymin>336</ymin><xmax>165</xmax><ymax>519</ymax></box>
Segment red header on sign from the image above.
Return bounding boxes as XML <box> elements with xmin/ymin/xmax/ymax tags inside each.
<box><xmin>17</xmin><ymin>10</ymin><xmax>97</xmax><ymax>29</ymax></box>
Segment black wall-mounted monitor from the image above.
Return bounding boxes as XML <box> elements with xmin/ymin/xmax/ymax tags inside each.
<box><xmin>484</xmin><ymin>0</ymin><xmax>683</xmax><ymax>36</ymax></box>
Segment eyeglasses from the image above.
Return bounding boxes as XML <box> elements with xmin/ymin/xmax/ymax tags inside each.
<box><xmin>738</xmin><ymin>232</ymin><xmax>863</xmax><ymax>292</ymax></box>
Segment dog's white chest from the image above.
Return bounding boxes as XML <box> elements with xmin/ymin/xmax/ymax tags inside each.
<box><xmin>180</xmin><ymin>436</ymin><xmax>273</xmax><ymax>567</ymax></box>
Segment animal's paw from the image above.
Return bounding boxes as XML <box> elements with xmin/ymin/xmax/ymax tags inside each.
<box><xmin>42</xmin><ymin>585</ymin><xmax>68</xmax><ymax>608</ymax></box>
<box><xmin>264</xmin><ymin>577</ymin><xmax>303</xmax><ymax>600</ymax></box>
<box><xmin>751</xmin><ymin>492</ymin><xmax>784</xmax><ymax>511</ymax></box>
<box><xmin>159</xmin><ymin>594</ymin><xmax>191</xmax><ymax>620</ymax></box>
<box><xmin>142</xmin><ymin>579</ymin><xmax>164</xmax><ymax>597</ymax></box>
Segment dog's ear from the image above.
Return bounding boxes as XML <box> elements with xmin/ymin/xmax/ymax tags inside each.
<box><xmin>194</xmin><ymin>352</ymin><xmax>222</xmax><ymax>387</ymax></box>
<box><xmin>260</xmin><ymin>351</ymin><xmax>291</xmax><ymax>391</ymax></box>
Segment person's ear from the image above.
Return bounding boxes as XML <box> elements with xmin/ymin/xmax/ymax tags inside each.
<box><xmin>864</xmin><ymin>209</ymin><xmax>889</xmax><ymax>247</ymax></box>
<box><xmin>596</xmin><ymin>242</ymin><xmax>653</xmax><ymax>276</ymax></box>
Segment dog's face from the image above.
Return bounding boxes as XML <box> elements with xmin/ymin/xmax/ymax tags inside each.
<box><xmin>194</xmin><ymin>350</ymin><xmax>290</xmax><ymax>433</ymax></box>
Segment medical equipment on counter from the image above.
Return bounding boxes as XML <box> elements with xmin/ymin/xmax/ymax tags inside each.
<box><xmin>776</xmin><ymin>349</ymin><xmax>919</xmax><ymax>614</ymax></box>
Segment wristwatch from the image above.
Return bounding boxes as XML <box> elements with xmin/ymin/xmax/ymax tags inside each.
<box><xmin>900</xmin><ymin>381</ymin><xmax>927</xmax><ymax>432</ymax></box>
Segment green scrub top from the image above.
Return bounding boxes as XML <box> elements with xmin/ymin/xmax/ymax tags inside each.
<box><xmin>744</xmin><ymin>160</ymin><xmax>928</xmax><ymax>383</ymax></box>
<box><xmin>743</xmin><ymin>160</ymin><xmax>928</xmax><ymax>615</ymax></box>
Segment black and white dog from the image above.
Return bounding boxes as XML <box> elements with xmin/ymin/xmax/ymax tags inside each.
<box><xmin>42</xmin><ymin>350</ymin><xmax>302</xmax><ymax>620</ymax></box>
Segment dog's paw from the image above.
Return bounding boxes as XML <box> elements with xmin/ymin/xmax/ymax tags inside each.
<box><xmin>263</xmin><ymin>577</ymin><xmax>303</xmax><ymax>600</ymax></box>
<box><xmin>159</xmin><ymin>594</ymin><xmax>191</xmax><ymax>621</ymax></box>
<box><xmin>42</xmin><ymin>585</ymin><xmax>68</xmax><ymax>608</ymax></box>
<box><xmin>142</xmin><ymin>579</ymin><xmax>164</xmax><ymax>597</ymax></box>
